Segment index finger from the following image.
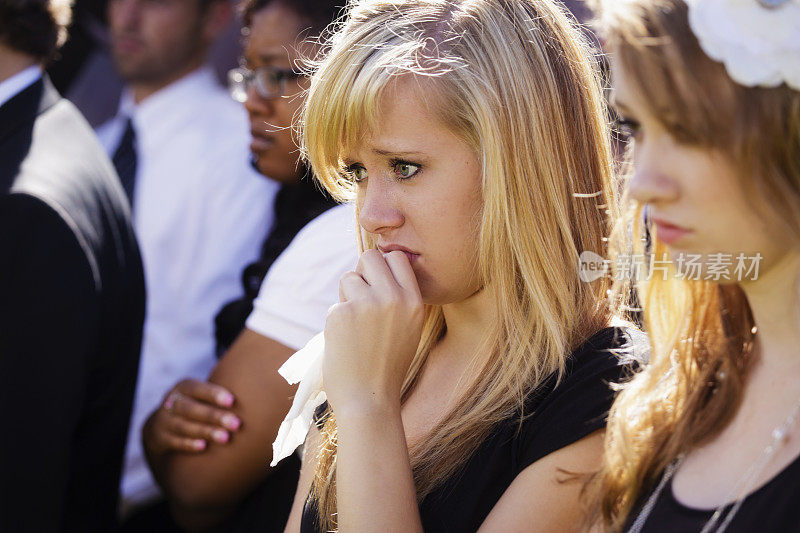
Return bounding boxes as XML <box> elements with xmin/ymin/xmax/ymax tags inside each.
<box><xmin>383</xmin><ymin>250</ymin><xmax>421</xmax><ymax>298</ymax></box>
<box><xmin>355</xmin><ymin>249</ymin><xmax>396</xmax><ymax>290</ymax></box>
<box><xmin>175</xmin><ymin>379</ymin><xmax>235</xmax><ymax>408</ymax></box>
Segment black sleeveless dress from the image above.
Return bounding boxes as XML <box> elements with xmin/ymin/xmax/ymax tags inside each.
<box><xmin>301</xmin><ymin>326</ymin><xmax>647</xmax><ymax>533</ymax></box>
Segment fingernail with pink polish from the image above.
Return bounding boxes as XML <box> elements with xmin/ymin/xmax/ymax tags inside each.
<box><xmin>212</xmin><ymin>429</ymin><xmax>229</xmax><ymax>443</ymax></box>
<box><xmin>218</xmin><ymin>392</ymin><xmax>234</xmax><ymax>407</ymax></box>
<box><xmin>193</xmin><ymin>439</ymin><xmax>206</xmax><ymax>451</ymax></box>
<box><xmin>222</xmin><ymin>414</ymin><xmax>241</xmax><ymax>431</ymax></box>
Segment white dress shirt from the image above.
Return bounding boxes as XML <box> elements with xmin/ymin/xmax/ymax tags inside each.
<box><xmin>0</xmin><ymin>65</ymin><xmax>41</xmax><ymax>108</ymax></box>
<box><xmin>246</xmin><ymin>203</ymin><xmax>358</xmax><ymax>350</ymax></box>
<box><xmin>97</xmin><ymin>67</ymin><xmax>279</xmax><ymax>508</ymax></box>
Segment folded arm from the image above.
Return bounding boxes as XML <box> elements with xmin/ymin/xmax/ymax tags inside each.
<box><xmin>143</xmin><ymin>329</ymin><xmax>296</xmax><ymax>530</ymax></box>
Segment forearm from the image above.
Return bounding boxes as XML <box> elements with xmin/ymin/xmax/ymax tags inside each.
<box><xmin>144</xmin><ymin>333</ymin><xmax>295</xmax><ymax>510</ymax></box>
<box><xmin>144</xmin><ymin>421</ymin><xmax>247</xmax><ymax>506</ymax></box>
<box><xmin>335</xmin><ymin>402</ymin><xmax>423</xmax><ymax>533</ymax></box>
<box><xmin>141</xmin><ymin>413</ymin><xmax>194</xmax><ymax>501</ymax></box>
<box><xmin>169</xmin><ymin>500</ymin><xmax>236</xmax><ymax>533</ymax></box>
<box><xmin>141</xmin><ymin>405</ymin><xmax>242</xmax><ymax>520</ymax></box>
<box><xmin>143</xmin><ymin>417</ymin><xmax>237</xmax><ymax>532</ymax></box>
<box><xmin>142</xmin><ymin>412</ymin><xmax>170</xmax><ymax>488</ymax></box>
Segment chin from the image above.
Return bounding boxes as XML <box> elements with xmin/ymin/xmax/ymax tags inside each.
<box><xmin>417</xmin><ymin>272</ymin><xmax>481</xmax><ymax>306</ymax></box>
<box><xmin>419</xmin><ymin>286</ymin><xmax>461</xmax><ymax>307</ymax></box>
<box><xmin>416</xmin><ymin>281</ymin><xmax>440</xmax><ymax>305</ymax></box>
<box><xmin>253</xmin><ymin>158</ymin><xmax>270</xmax><ymax>178</ymax></box>
<box><xmin>260</xmin><ymin>165</ymin><xmax>304</xmax><ymax>185</ymax></box>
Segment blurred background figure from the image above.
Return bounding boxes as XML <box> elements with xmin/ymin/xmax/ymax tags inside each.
<box><xmin>213</xmin><ymin>0</ymin><xmax>345</xmax><ymax>354</ymax></box>
<box><xmin>94</xmin><ymin>0</ymin><xmax>279</xmax><ymax>520</ymax></box>
<box><xmin>44</xmin><ymin>0</ymin><xmax>592</xmax><ymax>129</ymax></box>
<box><xmin>563</xmin><ymin>0</ymin><xmax>592</xmax><ymax>24</ymax></box>
<box><xmin>46</xmin><ymin>0</ymin><xmax>125</xmax><ymax>126</ymax></box>
<box><xmin>46</xmin><ymin>0</ymin><xmax>244</xmax><ymax>127</ymax></box>
<box><xmin>0</xmin><ymin>0</ymin><xmax>145</xmax><ymax>531</ymax></box>
<box><xmin>138</xmin><ymin>1</ymin><xmax>356</xmax><ymax>531</ymax></box>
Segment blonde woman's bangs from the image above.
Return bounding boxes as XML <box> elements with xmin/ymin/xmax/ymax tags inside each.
<box><xmin>303</xmin><ymin>2</ymin><xmax>623</xmax><ymax>530</ymax></box>
<box><xmin>302</xmin><ymin>14</ymin><xmax>470</xmax><ymax>203</ymax></box>
<box><xmin>302</xmin><ymin>59</ymin><xmax>386</xmax><ymax>201</ymax></box>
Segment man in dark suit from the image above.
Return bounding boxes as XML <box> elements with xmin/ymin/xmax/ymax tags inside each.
<box><xmin>0</xmin><ymin>1</ymin><xmax>145</xmax><ymax>531</ymax></box>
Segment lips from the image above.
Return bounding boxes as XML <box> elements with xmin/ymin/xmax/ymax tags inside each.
<box><xmin>249</xmin><ymin>129</ymin><xmax>275</xmax><ymax>152</ymax></box>
<box><xmin>112</xmin><ymin>35</ymin><xmax>143</xmax><ymax>56</ymax></box>
<box><xmin>377</xmin><ymin>244</ymin><xmax>420</xmax><ymax>265</ymax></box>
<box><xmin>652</xmin><ymin>217</ymin><xmax>693</xmax><ymax>245</ymax></box>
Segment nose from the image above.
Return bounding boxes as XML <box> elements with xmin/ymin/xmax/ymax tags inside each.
<box><xmin>627</xmin><ymin>139</ymin><xmax>679</xmax><ymax>206</ymax></box>
<box><xmin>243</xmin><ymin>85</ymin><xmax>275</xmax><ymax>118</ymax></box>
<box><xmin>357</xmin><ymin>177</ymin><xmax>404</xmax><ymax>236</ymax></box>
<box><xmin>110</xmin><ymin>0</ymin><xmax>141</xmax><ymax>30</ymax></box>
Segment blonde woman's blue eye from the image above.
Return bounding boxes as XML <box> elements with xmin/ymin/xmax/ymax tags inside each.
<box><xmin>393</xmin><ymin>161</ymin><xmax>420</xmax><ymax>179</ymax></box>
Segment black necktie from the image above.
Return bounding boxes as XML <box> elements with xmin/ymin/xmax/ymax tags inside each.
<box><xmin>112</xmin><ymin>117</ymin><xmax>138</xmax><ymax>207</ymax></box>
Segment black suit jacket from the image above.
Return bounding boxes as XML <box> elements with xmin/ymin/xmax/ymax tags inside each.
<box><xmin>0</xmin><ymin>76</ymin><xmax>145</xmax><ymax>532</ymax></box>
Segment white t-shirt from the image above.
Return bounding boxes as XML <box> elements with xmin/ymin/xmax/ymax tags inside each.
<box><xmin>246</xmin><ymin>203</ymin><xmax>358</xmax><ymax>350</ymax></box>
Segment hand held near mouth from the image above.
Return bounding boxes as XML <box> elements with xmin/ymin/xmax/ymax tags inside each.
<box><xmin>322</xmin><ymin>249</ymin><xmax>425</xmax><ymax>418</ymax></box>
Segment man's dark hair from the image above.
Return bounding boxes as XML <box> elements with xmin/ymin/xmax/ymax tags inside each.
<box><xmin>0</xmin><ymin>0</ymin><xmax>72</xmax><ymax>62</ymax></box>
<box><xmin>240</xmin><ymin>0</ymin><xmax>342</xmax><ymax>37</ymax></box>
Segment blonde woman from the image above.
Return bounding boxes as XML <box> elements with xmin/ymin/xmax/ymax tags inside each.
<box><xmin>278</xmin><ymin>0</ymin><xmax>644</xmax><ymax>531</ymax></box>
<box><xmin>588</xmin><ymin>0</ymin><xmax>800</xmax><ymax>531</ymax></box>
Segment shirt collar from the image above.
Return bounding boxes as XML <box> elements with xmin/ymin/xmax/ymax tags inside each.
<box><xmin>0</xmin><ymin>65</ymin><xmax>42</xmax><ymax>108</ymax></box>
<box><xmin>120</xmin><ymin>66</ymin><xmax>219</xmax><ymax>130</ymax></box>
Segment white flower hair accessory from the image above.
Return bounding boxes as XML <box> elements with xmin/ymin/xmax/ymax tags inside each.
<box><xmin>686</xmin><ymin>0</ymin><xmax>800</xmax><ymax>91</ymax></box>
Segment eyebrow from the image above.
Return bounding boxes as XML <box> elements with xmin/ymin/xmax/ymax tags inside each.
<box><xmin>609</xmin><ymin>93</ymin><xmax>634</xmax><ymax>115</ymax></box>
<box><xmin>342</xmin><ymin>147</ymin><xmax>429</xmax><ymax>165</ymax></box>
<box><xmin>244</xmin><ymin>49</ymin><xmax>292</xmax><ymax>64</ymax></box>
<box><xmin>371</xmin><ymin>147</ymin><xmax>427</xmax><ymax>157</ymax></box>
<box><xmin>262</xmin><ymin>51</ymin><xmax>290</xmax><ymax>62</ymax></box>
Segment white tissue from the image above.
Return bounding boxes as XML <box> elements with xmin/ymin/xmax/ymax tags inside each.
<box><xmin>271</xmin><ymin>332</ymin><xmax>328</xmax><ymax>467</ymax></box>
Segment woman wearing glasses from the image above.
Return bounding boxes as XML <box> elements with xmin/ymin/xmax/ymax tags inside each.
<box><xmin>139</xmin><ymin>1</ymin><xmax>353</xmax><ymax>532</ymax></box>
<box><xmin>214</xmin><ymin>0</ymin><xmax>344</xmax><ymax>356</ymax></box>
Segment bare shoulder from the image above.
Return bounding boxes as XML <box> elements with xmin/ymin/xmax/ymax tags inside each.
<box><xmin>478</xmin><ymin>430</ymin><xmax>604</xmax><ymax>533</ymax></box>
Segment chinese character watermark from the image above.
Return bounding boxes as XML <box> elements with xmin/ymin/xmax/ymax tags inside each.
<box><xmin>578</xmin><ymin>251</ymin><xmax>762</xmax><ymax>282</ymax></box>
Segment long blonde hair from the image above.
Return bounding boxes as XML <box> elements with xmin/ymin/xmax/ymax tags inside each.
<box><xmin>587</xmin><ymin>1</ymin><xmax>800</xmax><ymax>530</ymax></box>
<box><xmin>300</xmin><ymin>0</ymin><xmax>620</xmax><ymax>529</ymax></box>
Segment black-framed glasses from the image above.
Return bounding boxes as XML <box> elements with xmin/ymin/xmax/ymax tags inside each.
<box><xmin>227</xmin><ymin>66</ymin><xmax>302</xmax><ymax>103</ymax></box>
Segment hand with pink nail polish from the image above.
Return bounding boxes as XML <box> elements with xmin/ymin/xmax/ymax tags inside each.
<box><xmin>141</xmin><ymin>331</ymin><xmax>298</xmax><ymax>531</ymax></box>
<box><xmin>143</xmin><ymin>379</ymin><xmax>241</xmax><ymax>455</ymax></box>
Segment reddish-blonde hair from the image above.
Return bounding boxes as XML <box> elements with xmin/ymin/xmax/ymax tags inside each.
<box><xmin>587</xmin><ymin>0</ymin><xmax>800</xmax><ymax>530</ymax></box>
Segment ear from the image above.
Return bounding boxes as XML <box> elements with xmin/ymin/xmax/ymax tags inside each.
<box><xmin>201</xmin><ymin>0</ymin><xmax>232</xmax><ymax>42</ymax></box>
